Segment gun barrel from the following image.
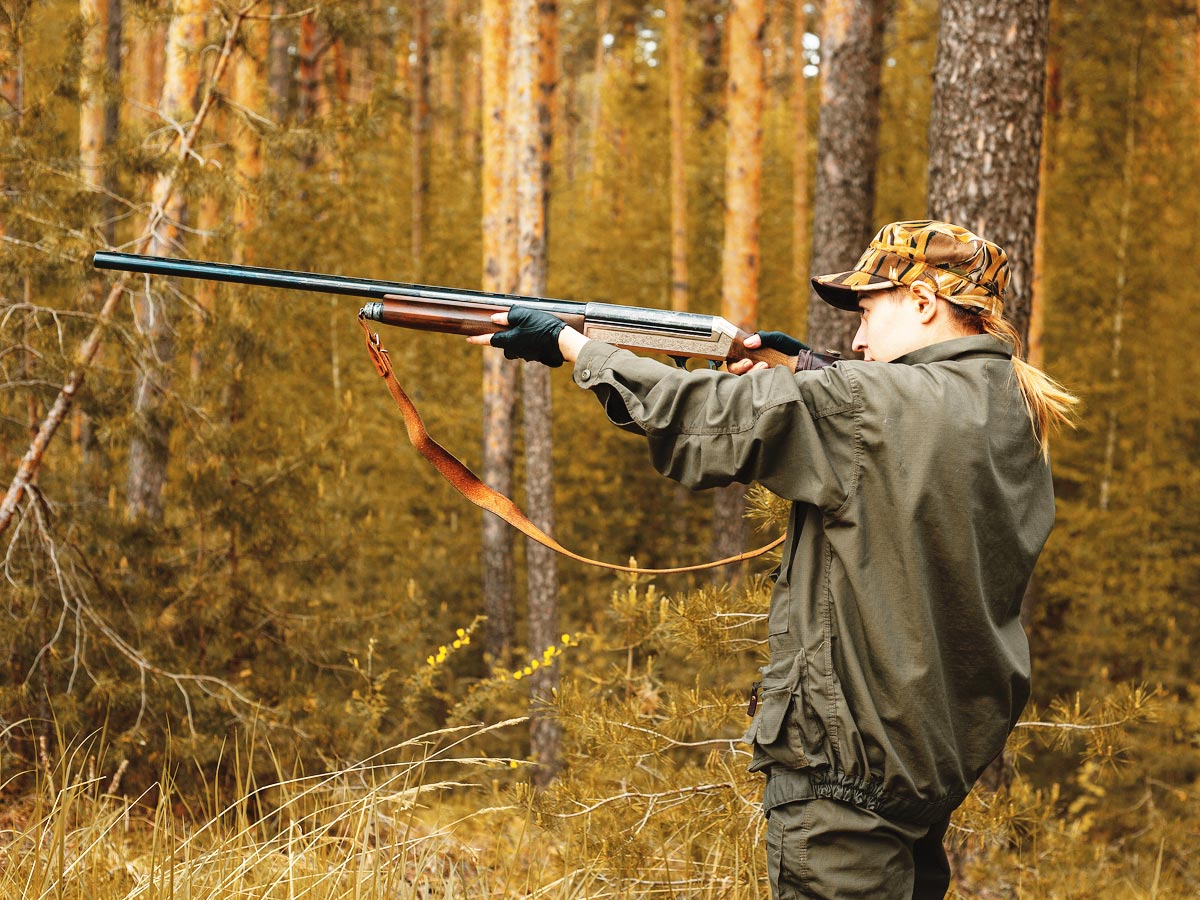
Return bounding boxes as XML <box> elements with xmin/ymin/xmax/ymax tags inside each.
<box><xmin>91</xmin><ymin>251</ymin><xmax>727</xmax><ymax>343</ymax></box>
<box><xmin>91</xmin><ymin>251</ymin><xmax>589</xmax><ymax>316</ymax></box>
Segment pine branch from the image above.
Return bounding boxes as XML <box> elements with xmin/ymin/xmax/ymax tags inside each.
<box><xmin>0</xmin><ymin>3</ymin><xmax>258</xmax><ymax>537</ymax></box>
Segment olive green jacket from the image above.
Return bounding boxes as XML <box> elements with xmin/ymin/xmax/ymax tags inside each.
<box><xmin>572</xmin><ymin>334</ymin><xmax>1054</xmax><ymax>825</ymax></box>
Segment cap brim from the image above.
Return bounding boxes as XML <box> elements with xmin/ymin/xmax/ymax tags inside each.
<box><xmin>811</xmin><ymin>271</ymin><xmax>898</xmax><ymax>311</ymax></box>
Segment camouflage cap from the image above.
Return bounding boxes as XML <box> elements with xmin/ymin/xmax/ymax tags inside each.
<box><xmin>811</xmin><ymin>220</ymin><xmax>1009</xmax><ymax>316</ymax></box>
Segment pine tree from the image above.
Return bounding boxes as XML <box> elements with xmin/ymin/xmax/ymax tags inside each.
<box><xmin>710</xmin><ymin>0</ymin><xmax>765</xmax><ymax>573</ymax></box>
<box><xmin>806</xmin><ymin>0</ymin><xmax>887</xmax><ymax>355</ymax></box>
<box><xmin>512</xmin><ymin>0</ymin><xmax>562</xmax><ymax>787</ymax></box>
<box><xmin>481</xmin><ymin>0</ymin><xmax>518</xmax><ymax>666</ymax></box>
<box><xmin>127</xmin><ymin>0</ymin><xmax>212</xmax><ymax>523</ymax></box>
<box><xmin>925</xmin><ymin>0</ymin><xmax>1050</xmax><ymax>344</ymax></box>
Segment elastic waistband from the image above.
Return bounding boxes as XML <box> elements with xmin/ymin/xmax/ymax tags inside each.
<box><xmin>762</xmin><ymin>768</ymin><xmax>964</xmax><ymax>827</ymax></box>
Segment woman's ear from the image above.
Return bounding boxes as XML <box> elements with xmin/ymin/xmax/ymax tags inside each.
<box><xmin>909</xmin><ymin>281</ymin><xmax>939</xmax><ymax>323</ymax></box>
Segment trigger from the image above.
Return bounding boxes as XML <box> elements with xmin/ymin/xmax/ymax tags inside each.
<box><xmin>708</xmin><ymin>360</ymin><xmax>721</xmax><ymax>370</ymax></box>
<box><xmin>669</xmin><ymin>355</ymin><xmax>689</xmax><ymax>369</ymax></box>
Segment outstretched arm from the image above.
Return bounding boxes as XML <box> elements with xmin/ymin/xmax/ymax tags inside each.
<box><xmin>465</xmin><ymin>310</ymin><xmax>589</xmax><ymax>365</ymax></box>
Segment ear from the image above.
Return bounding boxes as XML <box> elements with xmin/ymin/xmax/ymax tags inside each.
<box><xmin>909</xmin><ymin>281</ymin><xmax>939</xmax><ymax>324</ymax></box>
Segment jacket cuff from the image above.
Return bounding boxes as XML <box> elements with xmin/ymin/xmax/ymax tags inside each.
<box><xmin>572</xmin><ymin>341</ymin><xmax>624</xmax><ymax>389</ymax></box>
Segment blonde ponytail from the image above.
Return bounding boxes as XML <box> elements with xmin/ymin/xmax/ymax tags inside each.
<box><xmin>974</xmin><ymin>312</ymin><xmax>1080</xmax><ymax>459</ymax></box>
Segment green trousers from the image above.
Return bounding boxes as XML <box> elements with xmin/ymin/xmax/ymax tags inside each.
<box><xmin>766</xmin><ymin>799</ymin><xmax>952</xmax><ymax>900</ymax></box>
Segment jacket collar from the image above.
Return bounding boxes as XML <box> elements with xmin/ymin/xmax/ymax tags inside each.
<box><xmin>892</xmin><ymin>334</ymin><xmax>1013</xmax><ymax>366</ymax></box>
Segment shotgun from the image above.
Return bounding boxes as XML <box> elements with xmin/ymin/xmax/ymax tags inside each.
<box><xmin>91</xmin><ymin>252</ymin><xmax>841</xmax><ymax>371</ymax></box>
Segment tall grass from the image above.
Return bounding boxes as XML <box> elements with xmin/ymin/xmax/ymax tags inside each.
<box><xmin>0</xmin><ymin>719</ymin><xmax>585</xmax><ymax>900</ymax></box>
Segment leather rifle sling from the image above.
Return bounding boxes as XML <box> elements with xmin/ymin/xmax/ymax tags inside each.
<box><xmin>358</xmin><ymin>317</ymin><xmax>785</xmax><ymax>575</ymax></box>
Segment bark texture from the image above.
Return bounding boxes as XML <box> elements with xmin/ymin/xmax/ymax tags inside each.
<box><xmin>587</xmin><ymin>0</ymin><xmax>610</xmax><ymax>189</ymax></box>
<box><xmin>267</xmin><ymin>0</ymin><xmax>290</xmax><ymax>121</ymax></box>
<box><xmin>127</xmin><ymin>0</ymin><xmax>211</xmax><ymax>523</ymax></box>
<box><xmin>79</xmin><ymin>0</ymin><xmax>109</xmax><ymax>193</ymax></box>
<box><xmin>126</xmin><ymin>16</ymin><xmax>165</xmax><ymax>128</ymax></box>
<box><xmin>926</xmin><ymin>0</ymin><xmax>1050</xmax><ymax>345</ymax></box>
<box><xmin>412</xmin><ymin>0</ymin><xmax>431</xmax><ymax>277</ymax></box>
<box><xmin>480</xmin><ymin>0</ymin><xmax>518</xmax><ymax>666</ymax></box>
<box><xmin>232</xmin><ymin>13</ymin><xmax>267</xmax><ymax>259</ymax></box>
<box><xmin>791</xmin><ymin>0</ymin><xmax>810</xmax><ymax>306</ymax></box>
<box><xmin>712</xmin><ymin>0</ymin><xmax>766</xmax><ymax>570</ymax></box>
<box><xmin>1029</xmin><ymin>40</ymin><xmax>1060</xmax><ymax>371</ymax></box>
<box><xmin>806</xmin><ymin>0</ymin><xmax>886</xmax><ymax>356</ymax></box>
<box><xmin>1</xmin><ymin>11</ymin><xmax>246</xmax><ymax>537</ymax></box>
<box><xmin>667</xmin><ymin>0</ymin><xmax>688</xmax><ymax>312</ymax></box>
<box><xmin>513</xmin><ymin>0</ymin><xmax>560</xmax><ymax>787</ymax></box>
<box><xmin>538</xmin><ymin>0</ymin><xmax>557</xmax><ymax>234</ymax></box>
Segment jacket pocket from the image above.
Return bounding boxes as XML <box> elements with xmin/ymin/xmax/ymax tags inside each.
<box><xmin>743</xmin><ymin>651</ymin><xmax>828</xmax><ymax>772</ymax></box>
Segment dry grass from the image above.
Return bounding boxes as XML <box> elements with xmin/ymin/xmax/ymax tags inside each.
<box><xmin>0</xmin><ymin>719</ymin><xmax>591</xmax><ymax>900</ymax></box>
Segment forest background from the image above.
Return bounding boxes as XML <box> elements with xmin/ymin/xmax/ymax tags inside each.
<box><xmin>1</xmin><ymin>0</ymin><xmax>1197</xmax><ymax>897</ymax></box>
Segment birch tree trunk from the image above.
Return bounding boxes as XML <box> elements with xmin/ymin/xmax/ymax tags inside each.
<box><xmin>712</xmin><ymin>0</ymin><xmax>765</xmax><ymax>571</ymax></box>
<box><xmin>667</xmin><ymin>0</ymin><xmax>688</xmax><ymax>312</ymax></box>
<box><xmin>481</xmin><ymin>0</ymin><xmax>518</xmax><ymax>667</ymax></box>
<box><xmin>806</xmin><ymin>0</ymin><xmax>886</xmax><ymax>356</ymax></box>
<box><xmin>127</xmin><ymin>0</ymin><xmax>211</xmax><ymax>523</ymax></box>
<box><xmin>1098</xmin><ymin>38</ymin><xmax>1141</xmax><ymax>514</ymax></box>
<box><xmin>926</xmin><ymin>0</ymin><xmax>1050</xmax><ymax>345</ymax></box>
<box><xmin>512</xmin><ymin>0</ymin><xmax>560</xmax><ymax>787</ymax></box>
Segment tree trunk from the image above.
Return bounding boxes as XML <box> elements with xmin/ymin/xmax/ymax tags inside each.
<box><xmin>268</xmin><ymin>0</ymin><xmax>291</xmax><ymax>122</ymax></box>
<box><xmin>791</xmin><ymin>0</ymin><xmax>810</xmax><ymax>311</ymax></box>
<box><xmin>127</xmin><ymin>0</ymin><xmax>211</xmax><ymax>523</ymax></box>
<box><xmin>587</xmin><ymin>0</ymin><xmax>610</xmax><ymax>192</ymax></box>
<box><xmin>126</xmin><ymin>14</ymin><xmax>165</xmax><ymax>129</ymax></box>
<box><xmin>925</xmin><ymin>0</ymin><xmax>1050</xmax><ymax>346</ymax></box>
<box><xmin>298</xmin><ymin>13</ymin><xmax>319</xmax><ymax>124</ymax></box>
<box><xmin>80</xmin><ymin>0</ymin><xmax>109</xmax><ymax>195</ymax></box>
<box><xmin>1028</xmin><ymin>38</ymin><xmax>1060</xmax><ymax>372</ymax></box>
<box><xmin>79</xmin><ymin>0</ymin><xmax>119</xmax><ymax>454</ymax></box>
<box><xmin>1098</xmin><ymin>37</ymin><xmax>1141</xmax><ymax>514</ymax></box>
<box><xmin>411</xmin><ymin>0</ymin><xmax>430</xmax><ymax>278</ymax></box>
<box><xmin>696</xmin><ymin>0</ymin><xmax>724</xmax><ymax>130</ymax></box>
<box><xmin>462</xmin><ymin>48</ymin><xmax>481</xmax><ymax>162</ymax></box>
<box><xmin>667</xmin><ymin>0</ymin><xmax>688</xmax><ymax>312</ymax></box>
<box><xmin>1</xmin><ymin>11</ymin><xmax>246</xmax><ymax>538</ymax></box>
<box><xmin>191</xmin><ymin>186</ymin><xmax>221</xmax><ymax>383</ymax></box>
<box><xmin>711</xmin><ymin>0</ymin><xmax>765</xmax><ymax>574</ymax></box>
<box><xmin>438</xmin><ymin>0</ymin><xmax>460</xmax><ymax>147</ymax></box>
<box><xmin>232</xmin><ymin>13</ymin><xmax>267</xmax><ymax>260</ymax></box>
<box><xmin>513</xmin><ymin>0</ymin><xmax>560</xmax><ymax>788</ymax></box>
<box><xmin>806</xmin><ymin>0</ymin><xmax>886</xmax><ymax>356</ymax></box>
<box><xmin>562</xmin><ymin>57</ymin><xmax>577</xmax><ymax>183</ymax></box>
<box><xmin>538</xmin><ymin>0</ymin><xmax>556</xmax><ymax>235</ymax></box>
<box><xmin>481</xmin><ymin>0</ymin><xmax>518</xmax><ymax>667</ymax></box>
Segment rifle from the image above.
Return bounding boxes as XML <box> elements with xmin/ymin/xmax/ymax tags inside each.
<box><xmin>91</xmin><ymin>252</ymin><xmax>841</xmax><ymax>371</ymax></box>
